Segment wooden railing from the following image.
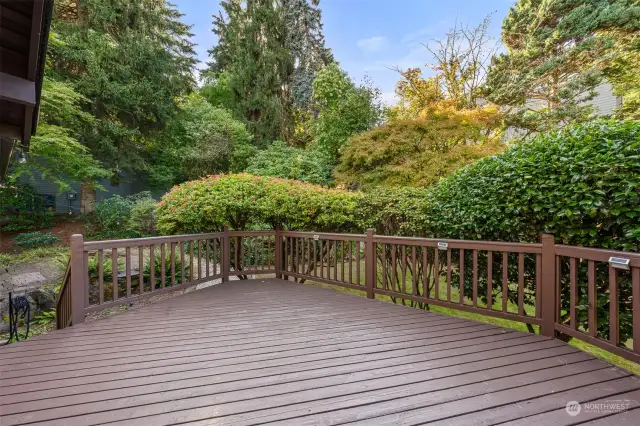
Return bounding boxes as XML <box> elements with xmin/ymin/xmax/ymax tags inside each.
<box><xmin>56</xmin><ymin>229</ymin><xmax>640</xmax><ymax>363</ymax></box>
<box><xmin>54</xmin><ymin>260</ymin><xmax>72</xmax><ymax>329</ymax></box>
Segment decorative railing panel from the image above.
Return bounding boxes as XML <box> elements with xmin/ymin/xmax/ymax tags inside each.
<box><xmin>228</xmin><ymin>231</ymin><xmax>276</xmax><ymax>277</ymax></box>
<box><xmin>55</xmin><ymin>228</ymin><xmax>640</xmax><ymax>363</ymax></box>
<box><xmin>373</xmin><ymin>235</ymin><xmax>543</xmax><ymax>326</ymax></box>
<box><xmin>281</xmin><ymin>231</ymin><xmax>367</xmax><ymax>291</ymax></box>
<box><xmin>554</xmin><ymin>245</ymin><xmax>640</xmax><ymax>363</ymax></box>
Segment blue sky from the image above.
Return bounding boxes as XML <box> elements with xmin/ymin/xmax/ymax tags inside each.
<box><xmin>172</xmin><ymin>0</ymin><xmax>514</xmax><ymax>104</ymax></box>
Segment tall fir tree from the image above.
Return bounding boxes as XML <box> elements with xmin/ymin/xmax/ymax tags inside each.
<box><xmin>485</xmin><ymin>0</ymin><xmax>636</xmax><ymax>134</ymax></box>
<box><xmin>207</xmin><ymin>0</ymin><xmax>332</xmax><ymax>146</ymax></box>
<box><xmin>49</xmin><ymin>0</ymin><xmax>196</xmax><ymax>190</ymax></box>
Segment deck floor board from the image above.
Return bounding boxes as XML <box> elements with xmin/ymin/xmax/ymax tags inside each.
<box><xmin>1</xmin><ymin>278</ymin><xmax>638</xmax><ymax>425</ymax></box>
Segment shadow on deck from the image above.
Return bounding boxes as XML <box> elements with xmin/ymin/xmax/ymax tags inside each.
<box><xmin>1</xmin><ymin>278</ymin><xmax>640</xmax><ymax>425</ymax></box>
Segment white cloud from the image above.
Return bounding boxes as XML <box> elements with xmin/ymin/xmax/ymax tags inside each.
<box><xmin>356</xmin><ymin>36</ymin><xmax>389</xmax><ymax>53</ymax></box>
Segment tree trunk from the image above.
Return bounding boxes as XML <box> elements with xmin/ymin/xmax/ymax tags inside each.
<box><xmin>80</xmin><ymin>183</ymin><xmax>96</xmax><ymax>214</ymax></box>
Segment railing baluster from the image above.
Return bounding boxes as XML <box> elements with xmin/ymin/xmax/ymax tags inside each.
<box><xmin>518</xmin><ymin>252</ymin><xmax>524</xmax><ymax>315</ymax></box>
<box><xmin>502</xmin><ymin>251</ymin><xmax>508</xmax><ymax>312</ymax></box>
<box><xmin>197</xmin><ymin>240</ymin><xmax>202</xmax><ymax>280</ymax></box>
<box><xmin>300</xmin><ymin>238</ymin><xmax>304</xmax><ymax>275</ymax></box>
<box><xmin>212</xmin><ymin>238</ymin><xmax>217</xmax><ymax>275</ymax></box>
<box><xmin>126</xmin><ymin>247</ymin><xmax>132</xmax><ymax>297</ymax></box>
<box><xmin>84</xmin><ymin>252</ymin><xmax>89</xmax><ymax>308</ymax></box>
<box><xmin>633</xmin><ymin>267</ymin><xmax>640</xmax><ymax>354</ymax></box>
<box><xmin>263</xmin><ymin>236</ymin><xmax>267</xmax><ymax>270</ymax></box>
<box><xmin>356</xmin><ymin>240</ymin><xmax>360</xmax><ymax>285</ymax></box>
<box><xmin>205</xmin><ymin>239</ymin><xmax>210</xmax><ymax>277</ymax></box>
<box><xmin>555</xmin><ymin>255</ymin><xmax>561</xmax><ymax>324</ymax></box>
<box><xmin>460</xmin><ymin>249</ymin><xmax>465</xmax><ymax>304</ymax></box>
<box><xmin>305</xmin><ymin>238</ymin><xmax>315</xmax><ymax>276</ymax></box>
<box><xmin>434</xmin><ymin>247</ymin><xmax>439</xmax><ymax>299</ymax></box>
<box><xmin>609</xmin><ymin>266</ymin><xmax>619</xmax><ymax>346</ymax></box>
<box><xmin>588</xmin><ymin>260</ymin><xmax>596</xmax><ymax>336</ymax></box>
<box><xmin>381</xmin><ymin>244</ymin><xmax>387</xmax><ymax>290</ymax></box>
<box><xmin>180</xmin><ymin>241</ymin><xmax>185</xmax><ymax>284</ymax></box>
<box><xmin>170</xmin><ymin>242</ymin><xmax>176</xmax><ymax>287</ymax></box>
<box><xmin>401</xmin><ymin>245</ymin><xmax>407</xmax><ymax>295</ymax></box>
<box><xmin>535</xmin><ymin>253</ymin><xmax>541</xmax><ymax>318</ymax></box>
<box><xmin>112</xmin><ymin>248</ymin><xmax>118</xmax><ymax>300</ymax></box>
<box><xmin>487</xmin><ymin>251</ymin><xmax>493</xmax><ymax>310</ymax></box>
<box><xmin>333</xmin><ymin>239</ymin><xmax>338</xmax><ymax>281</ymax></box>
<box><xmin>283</xmin><ymin>237</ymin><xmax>287</xmax><ymax>274</ymax></box>
<box><xmin>160</xmin><ymin>243</ymin><xmax>165</xmax><ymax>289</ymax></box>
<box><xmin>473</xmin><ymin>249</ymin><xmax>478</xmax><ymax>307</ymax></box>
<box><xmin>447</xmin><ymin>248</ymin><xmax>452</xmax><ymax>302</ymax></box>
<box><xmin>313</xmin><ymin>239</ymin><xmax>318</xmax><ymax>277</ymax></box>
<box><xmin>98</xmin><ymin>249</ymin><xmax>104</xmax><ymax>305</ymax></box>
<box><xmin>411</xmin><ymin>246</ymin><xmax>417</xmax><ymax>296</ymax></box>
<box><xmin>139</xmin><ymin>246</ymin><xmax>144</xmax><ymax>294</ymax></box>
<box><xmin>150</xmin><ymin>244</ymin><xmax>155</xmax><ymax>291</ymax></box>
<box><xmin>390</xmin><ymin>244</ymin><xmax>396</xmax><ymax>292</ymax></box>
<box><xmin>341</xmin><ymin>241</ymin><xmax>345</xmax><ymax>282</ymax></box>
<box><xmin>349</xmin><ymin>241</ymin><xmax>356</xmax><ymax>284</ymax></box>
<box><xmin>422</xmin><ymin>246</ymin><xmax>428</xmax><ymax>298</ymax></box>
<box><xmin>570</xmin><ymin>257</ymin><xmax>577</xmax><ymax>329</ymax></box>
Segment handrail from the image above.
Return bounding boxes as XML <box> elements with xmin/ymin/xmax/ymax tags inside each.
<box><xmin>55</xmin><ymin>260</ymin><xmax>72</xmax><ymax>329</ymax></box>
<box><xmin>56</xmin><ymin>228</ymin><xmax>640</xmax><ymax>363</ymax></box>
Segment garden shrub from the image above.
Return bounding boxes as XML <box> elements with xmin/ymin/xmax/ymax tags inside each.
<box><xmin>156</xmin><ymin>174</ymin><xmax>360</xmax><ymax>234</ymax></box>
<box><xmin>0</xmin><ymin>184</ymin><xmax>55</xmax><ymax>231</ymax></box>
<box><xmin>13</xmin><ymin>231</ymin><xmax>61</xmax><ymax>249</ymax></box>
<box><xmin>245</xmin><ymin>141</ymin><xmax>334</xmax><ymax>186</ymax></box>
<box><xmin>424</xmin><ymin>120</ymin><xmax>640</xmax><ymax>250</ymax></box>
<box><xmin>93</xmin><ymin>192</ymin><xmax>157</xmax><ymax>238</ymax></box>
<box><xmin>356</xmin><ymin>187</ymin><xmax>430</xmax><ymax>236</ymax></box>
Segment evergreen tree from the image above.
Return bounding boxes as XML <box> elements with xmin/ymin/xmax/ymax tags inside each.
<box><xmin>485</xmin><ymin>0</ymin><xmax>636</xmax><ymax>134</ymax></box>
<box><xmin>282</xmin><ymin>0</ymin><xmax>333</xmax><ymax>110</ymax></box>
<box><xmin>49</xmin><ymin>0</ymin><xmax>197</xmax><ymax>180</ymax></box>
<box><xmin>208</xmin><ymin>0</ymin><xmax>292</xmax><ymax>146</ymax></box>
<box><xmin>207</xmin><ymin>0</ymin><xmax>332</xmax><ymax>145</ymax></box>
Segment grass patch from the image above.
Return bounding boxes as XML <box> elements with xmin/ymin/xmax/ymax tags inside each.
<box><xmin>0</xmin><ymin>246</ymin><xmax>69</xmax><ymax>266</ymax></box>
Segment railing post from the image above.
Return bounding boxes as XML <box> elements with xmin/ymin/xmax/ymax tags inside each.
<box><xmin>365</xmin><ymin>228</ymin><xmax>375</xmax><ymax>299</ymax></box>
<box><xmin>70</xmin><ymin>234</ymin><xmax>85</xmax><ymax>325</ymax></box>
<box><xmin>222</xmin><ymin>226</ymin><xmax>230</xmax><ymax>282</ymax></box>
<box><xmin>540</xmin><ymin>234</ymin><xmax>556</xmax><ymax>338</ymax></box>
<box><xmin>274</xmin><ymin>228</ymin><xmax>282</xmax><ymax>279</ymax></box>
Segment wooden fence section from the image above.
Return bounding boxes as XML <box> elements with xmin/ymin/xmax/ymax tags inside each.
<box><xmin>57</xmin><ymin>229</ymin><xmax>640</xmax><ymax>363</ymax></box>
<box><xmin>280</xmin><ymin>231</ymin><xmax>368</xmax><ymax>292</ymax></box>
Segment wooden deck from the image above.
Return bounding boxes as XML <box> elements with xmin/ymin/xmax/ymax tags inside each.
<box><xmin>2</xmin><ymin>278</ymin><xmax>640</xmax><ymax>425</ymax></box>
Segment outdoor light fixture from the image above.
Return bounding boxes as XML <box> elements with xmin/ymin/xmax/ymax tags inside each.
<box><xmin>608</xmin><ymin>256</ymin><xmax>630</xmax><ymax>270</ymax></box>
<box><xmin>437</xmin><ymin>242</ymin><xmax>449</xmax><ymax>249</ymax></box>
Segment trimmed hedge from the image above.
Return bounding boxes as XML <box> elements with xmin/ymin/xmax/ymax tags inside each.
<box><xmin>156</xmin><ymin>174</ymin><xmax>360</xmax><ymax>234</ymax></box>
<box><xmin>424</xmin><ymin>120</ymin><xmax>640</xmax><ymax>251</ymax></box>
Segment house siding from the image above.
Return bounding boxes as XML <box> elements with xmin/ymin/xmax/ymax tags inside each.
<box><xmin>18</xmin><ymin>172</ymin><xmax>150</xmax><ymax>214</ymax></box>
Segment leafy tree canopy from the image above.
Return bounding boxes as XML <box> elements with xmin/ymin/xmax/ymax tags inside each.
<box><xmin>336</xmin><ymin>104</ymin><xmax>504</xmax><ymax>189</ymax></box>
<box><xmin>485</xmin><ymin>0</ymin><xmax>638</xmax><ymax>134</ymax></box>
<box><xmin>245</xmin><ymin>141</ymin><xmax>333</xmax><ymax>186</ymax></box>
<box><xmin>148</xmin><ymin>93</ymin><xmax>254</xmax><ymax>189</ymax></box>
<box><xmin>49</xmin><ymin>0</ymin><xmax>197</xmax><ymax>178</ymax></box>
<box><xmin>311</xmin><ymin>63</ymin><xmax>383</xmax><ymax>162</ymax></box>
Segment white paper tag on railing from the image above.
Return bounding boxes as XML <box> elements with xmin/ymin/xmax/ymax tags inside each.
<box><xmin>437</xmin><ymin>242</ymin><xmax>448</xmax><ymax>249</ymax></box>
<box><xmin>313</xmin><ymin>235</ymin><xmax>319</xmax><ymax>241</ymax></box>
